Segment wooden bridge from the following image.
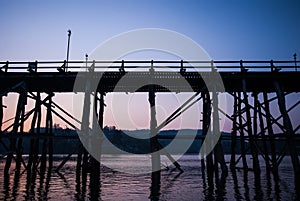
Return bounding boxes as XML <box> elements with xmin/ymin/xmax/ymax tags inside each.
<box><xmin>1</xmin><ymin>59</ymin><xmax>300</xmax><ymax>197</ymax></box>
<box><xmin>1</xmin><ymin>60</ymin><xmax>300</xmax><ymax>93</ymax></box>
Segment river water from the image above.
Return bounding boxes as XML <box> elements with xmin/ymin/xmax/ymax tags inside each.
<box><xmin>0</xmin><ymin>154</ymin><xmax>298</xmax><ymax>200</ymax></box>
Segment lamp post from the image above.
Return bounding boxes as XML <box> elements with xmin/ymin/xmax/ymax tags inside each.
<box><xmin>66</xmin><ymin>29</ymin><xmax>71</xmax><ymax>72</ymax></box>
<box><xmin>85</xmin><ymin>54</ymin><xmax>88</xmax><ymax>71</ymax></box>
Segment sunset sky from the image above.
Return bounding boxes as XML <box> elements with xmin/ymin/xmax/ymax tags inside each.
<box><xmin>1</xmin><ymin>0</ymin><xmax>300</xmax><ymax>131</ymax></box>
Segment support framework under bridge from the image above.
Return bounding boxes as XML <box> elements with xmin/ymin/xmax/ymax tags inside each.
<box><xmin>1</xmin><ymin>60</ymin><xmax>300</xmax><ymax>196</ymax></box>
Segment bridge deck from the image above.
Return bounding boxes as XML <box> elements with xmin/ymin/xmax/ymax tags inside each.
<box><xmin>1</xmin><ymin>60</ymin><xmax>299</xmax><ymax>93</ymax></box>
<box><xmin>0</xmin><ymin>71</ymin><xmax>299</xmax><ymax>93</ymax></box>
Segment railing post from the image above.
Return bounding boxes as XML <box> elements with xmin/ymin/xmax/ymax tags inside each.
<box><xmin>211</xmin><ymin>60</ymin><xmax>215</xmax><ymax>72</ymax></box>
<box><xmin>270</xmin><ymin>60</ymin><xmax>274</xmax><ymax>72</ymax></box>
<box><xmin>240</xmin><ymin>60</ymin><xmax>244</xmax><ymax>72</ymax></box>
<box><xmin>180</xmin><ymin>60</ymin><xmax>186</xmax><ymax>74</ymax></box>
<box><xmin>294</xmin><ymin>53</ymin><xmax>297</xmax><ymax>72</ymax></box>
<box><xmin>64</xmin><ymin>60</ymin><xmax>67</xmax><ymax>72</ymax></box>
<box><xmin>5</xmin><ymin>61</ymin><xmax>9</xmax><ymax>73</ymax></box>
<box><xmin>119</xmin><ymin>60</ymin><xmax>125</xmax><ymax>73</ymax></box>
<box><xmin>89</xmin><ymin>60</ymin><xmax>95</xmax><ymax>72</ymax></box>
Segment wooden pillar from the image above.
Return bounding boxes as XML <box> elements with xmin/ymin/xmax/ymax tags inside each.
<box><xmin>81</xmin><ymin>80</ymin><xmax>91</xmax><ymax>135</ymax></box>
<box><xmin>0</xmin><ymin>96</ymin><xmax>3</xmax><ymax>132</ymax></box>
<box><xmin>35</xmin><ymin>92</ymin><xmax>41</xmax><ymax>168</ymax></box>
<box><xmin>15</xmin><ymin>91</ymin><xmax>27</xmax><ymax>172</ymax></box>
<box><xmin>47</xmin><ymin>95</ymin><xmax>53</xmax><ymax>169</ymax></box>
<box><xmin>4</xmin><ymin>89</ymin><xmax>27</xmax><ymax>176</ymax></box>
<box><xmin>79</xmin><ymin>74</ymin><xmax>92</xmax><ymax>196</ymax></box>
<box><xmin>32</xmin><ymin>93</ymin><xmax>41</xmax><ymax>180</ymax></box>
<box><xmin>27</xmin><ymin>93</ymin><xmax>41</xmax><ymax>180</ymax></box>
<box><xmin>230</xmin><ymin>93</ymin><xmax>238</xmax><ymax>169</ymax></box>
<box><xmin>76</xmin><ymin>144</ymin><xmax>83</xmax><ymax>195</ymax></box>
<box><xmin>40</xmin><ymin>94</ymin><xmax>53</xmax><ymax>176</ymax></box>
<box><xmin>89</xmin><ymin>92</ymin><xmax>103</xmax><ymax>201</ymax></box>
<box><xmin>252</xmin><ymin>93</ymin><xmax>258</xmax><ymax>142</ymax></box>
<box><xmin>200</xmin><ymin>92</ymin><xmax>207</xmax><ymax>174</ymax></box>
<box><xmin>212</xmin><ymin>89</ymin><xmax>227</xmax><ymax>175</ymax></box>
<box><xmin>202</xmin><ymin>91</ymin><xmax>214</xmax><ymax>188</ymax></box>
<box><xmin>238</xmin><ymin>92</ymin><xmax>248</xmax><ymax>170</ymax></box>
<box><xmin>12</xmin><ymin>91</ymin><xmax>27</xmax><ymax>133</ymax></box>
<box><xmin>273</xmin><ymin>80</ymin><xmax>300</xmax><ymax>190</ymax></box>
<box><xmin>263</xmin><ymin>92</ymin><xmax>278</xmax><ymax>178</ymax></box>
<box><xmin>45</xmin><ymin>93</ymin><xmax>54</xmax><ymax>134</ymax></box>
<box><xmin>255</xmin><ymin>93</ymin><xmax>271</xmax><ymax>174</ymax></box>
<box><xmin>149</xmin><ymin>62</ymin><xmax>161</xmax><ymax>200</ymax></box>
<box><xmin>239</xmin><ymin>62</ymin><xmax>260</xmax><ymax>173</ymax></box>
<box><xmin>98</xmin><ymin>93</ymin><xmax>105</xmax><ymax>129</ymax></box>
<box><xmin>241</xmin><ymin>74</ymin><xmax>260</xmax><ymax>175</ymax></box>
<box><xmin>81</xmin><ymin>148</ymin><xmax>89</xmax><ymax>194</ymax></box>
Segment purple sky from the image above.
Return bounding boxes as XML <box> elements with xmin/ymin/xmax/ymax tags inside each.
<box><xmin>1</xmin><ymin>0</ymin><xmax>300</xmax><ymax>131</ymax></box>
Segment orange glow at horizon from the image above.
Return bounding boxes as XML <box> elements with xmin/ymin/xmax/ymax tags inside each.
<box><xmin>1</xmin><ymin>92</ymin><xmax>233</xmax><ymax>133</ymax></box>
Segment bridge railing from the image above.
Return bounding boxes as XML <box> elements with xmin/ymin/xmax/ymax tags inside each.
<box><xmin>0</xmin><ymin>60</ymin><xmax>299</xmax><ymax>73</ymax></box>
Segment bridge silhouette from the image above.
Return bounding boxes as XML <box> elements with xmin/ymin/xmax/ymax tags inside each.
<box><xmin>0</xmin><ymin>59</ymin><xmax>300</xmax><ymax>198</ymax></box>
<box><xmin>1</xmin><ymin>60</ymin><xmax>300</xmax><ymax>92</ymax></box>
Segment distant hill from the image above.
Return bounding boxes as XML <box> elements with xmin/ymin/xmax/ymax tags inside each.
<box><xmin>1</xmin><ymin>127</ymin><xmax>297</xmax><ymax>155</ymax></box>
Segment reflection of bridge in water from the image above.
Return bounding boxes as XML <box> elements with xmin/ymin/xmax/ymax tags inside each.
<box><xmin>0</xmin><ymin>60</ymin><xmax>300</xmax><ymax>199</ymax></box>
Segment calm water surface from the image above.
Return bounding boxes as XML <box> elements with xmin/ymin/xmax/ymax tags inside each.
<box><xmin>0</xmin><ymin>155</ymin><xmax>299</xmax><ymax>200</ymax></box>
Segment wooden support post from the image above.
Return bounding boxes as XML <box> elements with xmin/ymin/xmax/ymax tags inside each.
<box><xmin>0</xmin><ymin>96</ymin><xmax>3</xmax><ymax>132</ymax></box>
<box><xmin>76</xmin><ymin>144</ymin><xmax>83</xmax><ymax>191</ymax></box>
<box><xmin>202</xmin><ymin>91</ymin><xmax>214</xmax><ymax>188</ymax></box>
<box><xmin>212</xmin><ymin>88</ymin><xmax>228</xmax><ymax>175</ymax></box>
<box><xmin>26</xmin><ymin>92</ymin><xmax>41</xmax><ymax>180</ymax></box>
<box><xmin>89</xmin><ymin>92</ymin><xmax>103</xmax><ymax>201</ymax></box>
<box><xmin>252</xmin><ymin>93</ymin><xmax>258</xmax><ymax>141</ymax></box>
<box><xmin>263</xmin><ymin>92</ymin><xmax>278</xmax><ymax>177</ymax></box>
<box><xmin>255</xmin><ymin>93</ymin><xmax>271</xmax><ymax>174</ymax></box>
<box><xmin>81</xmin><ymin>82</ymin><xmax>91</xmax><ymax>135</ymax></box>
<box><xmin>76</xmin><ymin>122</ymin><xmax>83</xmax><ymax>194</ymax></box>
<box><xmin>41</xmin><ymin>96</ymin><xmax>50</xmax><ymax>176</ymax></box>
<box><xmin>230</xmin><ymin>93</ymin><xmax>238</xmax><ymax>169</ymax></box>
<box><xmin>82</xmin><ymin>145</ymin><xmax>89</xmax><ymax>197</ymax></box>
<box><xmin>149</xmin><ymin>62</ymin><xmax>161</xmax><ymax>200</ymax></box>
<box><xmin>99</xmin><ymin>93</ymin><xmax>105</xmax><ymax>129</ymax></box>
<box><xmin>16</xmin><ymin>91</ymin><xmax>27</xmax><ymax>172</ymax></box>
<box><xmin>34</xmin><ymin>92</ymin><xmax>41</xmax><ymax>174</ymax></box>
<box><xmin>4</xmin><ymin>89</ymin><xmax>27</xmax><ymax>176</ymax></box>
<box><xmin>273</xmin><ymin>80</ymin><xmax>300</xmax><ymax>190</ymax></box>
<box><xmin>45</xmin><ymin>94</ymin><xmax>54</xmax><ymax>169</ymax></box>
<box><xmin>36</xmin><ymin>93</ymin><xmax>42</xmax><ymax>134</ymax></box>
<box><xmin>241</xmin><ymin>75</ymin><xmax>260</xmax><ymax>175</ymax></box>
<box><xmin>40</xmin><ymin>138</ymin><xmax>47</xmax><ymax>177</ymax></box>
<box><xmin>200</xmin><ymin>90</ymin><xmax>206</xmax><ymax>174</ymax></box>
<box><xmin>80</xmin><ymin>73</ymin><xmax>92</xmax><ymax>182</ymax></box>
<box><xmin>12</xmin><ymin>91</ymin><xmax>26</xmax><ymax>133</ymax></box>
<box><xmin>45</xmin><ymin>93</ymin><xmax>53</xmax><ymax>134</ymax></box>
<box><xmin>31</xmin><ymin>137</ymin><xmax>39</xmax><ymax>186</ymax></box>
<box><xmin>40</xmin><ymin>93</ymin><xmax>54</xmax><ymax>176</ymax></box>
<box><xmin>238</xmin><ymin>92</ymin><xmax>248</xmax><ymax>170</ymax></box>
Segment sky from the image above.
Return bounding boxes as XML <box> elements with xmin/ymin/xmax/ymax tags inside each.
<box><xmin>1</xmin><ymin>0</ymin><xmax>300</xmax><ymax>131</ymax></box>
